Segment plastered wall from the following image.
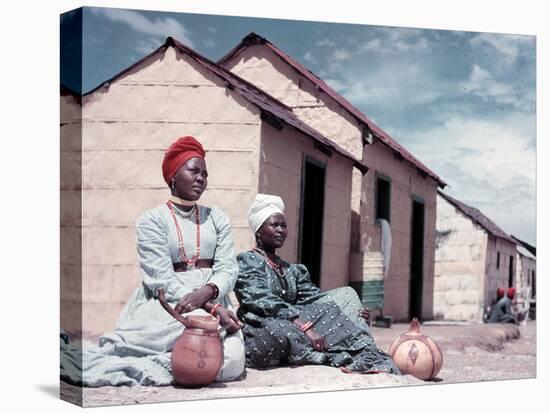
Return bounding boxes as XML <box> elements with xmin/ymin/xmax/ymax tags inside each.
<box><xmin>433</xmin><ymin>195</ymin><xmax>488</xmax><ymax>321</ymax></box>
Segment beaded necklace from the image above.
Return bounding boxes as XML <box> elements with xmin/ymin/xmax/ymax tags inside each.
<box><xmin>253</xmin><ymin>248</ymin><xmax>286</xmax><ymax>278</ymax></box>
<box><xmin>167</xmin><ymin>200</ymin><xmax>201</xmax><ymax>268</ymax></box>
<box><xmin>253</xmin><ymin>248</ymin><xmax>289</xmax><ymax>296</ymax></box>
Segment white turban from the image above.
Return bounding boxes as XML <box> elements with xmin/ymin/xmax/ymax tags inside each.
<box><xmin>248</xmin><ymin>194</ymin><xmax>285</xmax><ymax>233</ymax></box>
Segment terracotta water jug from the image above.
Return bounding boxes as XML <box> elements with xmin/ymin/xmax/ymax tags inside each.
<box><xmin>157</xmin><ymin>288</ymin><xmax>223</xmax><ymax>386</ymax></box>
<box><xmin>388</xmin><ymin>318</ymin><xmax>443</xmax><ymax>380</ymax></box>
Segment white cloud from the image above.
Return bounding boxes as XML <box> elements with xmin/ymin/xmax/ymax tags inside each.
<box><xmin>317</xmin><ymin>38</ymin><xmax>336</xmax><ymax>47</ymax></box>
<box><xmin>203</xmin><ymin>38</ymin><xmax>216</xmax><ymax>48</ymax></box>
<box><xmin>470</xmin><ymin>33</ymin><xmax>532</xmax><ymax>63</ymax></box>
<box><xmin>398</xmin><ymin>113</ymin><xmax>536</xmax><ymax>243</ymax></box>
<box><xmin>326</xmin><ymin>61</ymin><xmax>447</xmax><ymax>109</ymax></box>
<box><xmin>91</xmin><ymin>8</ymin><xmax>194</xmax><ymax>48</ymax></box>
<box><xmin>332</xmin><ymin>49</ymin><xmax>352</xmax><ymax>61</ymax></box>
<box><xmin>135</xmin><ymin>38</ymin><xmax>163</xmax><ymax>55</ymax></box>
<box><xmin>461</xmin><ymin>64</ymin><xmax>534</xmax><ymax>110</ymax></box>
<box><xmin>304</xmin><ymin>51</ymin><xmax>318</xmax><ymax>64</ymax></box>
<box><xmin>357</xmin><ymin>38</ymin><xmax>382</xmax><ymax>52</ymax></box>
<box><xmin>367</xmin><ymin>27</ymin><xmax>431</xmax><ymax>53</ymax></box>
<box><xmin>324</xmin><ymin>78</ymin><xmax>347</xmax><ymax>93</ymax></box>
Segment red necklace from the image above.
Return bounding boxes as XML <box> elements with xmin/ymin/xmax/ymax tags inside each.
<box><xmin>167</xmin><ymin>200</ymin><xmax>201</xmax><ymax>268</ymax></box>
<box><xmin>253</xmin><ymin>248</ymin><xmax>285</xmax><ymax>278</ymax></box>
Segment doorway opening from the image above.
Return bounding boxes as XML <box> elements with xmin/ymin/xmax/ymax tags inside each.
<box><xmin>298</xmin><ymin>156</ymin><xmax>326</xmax><ymax>287</ymax></box>
<box><xmin>376</xmin><ymin>175</ymin><xmax>391</xmax><ymax>222</ymax></box>
<box><xmin>409</xmin><ymin>197</ymin><xmax>425</xmax><ymax>320</ymax></box>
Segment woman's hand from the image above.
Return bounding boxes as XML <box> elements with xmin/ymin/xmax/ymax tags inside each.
<box><xmin>305</xmin><ymin>329</ymin><xmax>326</xmax><ymax>352</ymax></box>
<box><xmin>360</xmin><ymin>307</ymin><xmax>371</xmax><ymax>324</ymax></box>
<box><xmin>175</xmin><ymin>285</ymin><xmax>215</xmax><ymax>314</ymax></box>
<box><xmin>293</xmin><ymin>318</ymin><xmax>326</xmax><ymax>351</ymax></box>
<box><xmin>213</xmin><ymin>306</ymin><xmax>243</xmax><ymax>334</ymax></box>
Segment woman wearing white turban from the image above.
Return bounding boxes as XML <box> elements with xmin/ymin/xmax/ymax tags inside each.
<box><xmin>234</xmin><ymin>194</ymin><xmax>400</xmax><ymax>374</ymax></box>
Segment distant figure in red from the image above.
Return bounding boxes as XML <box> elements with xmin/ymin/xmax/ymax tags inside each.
<box><xmin>485</xmin><ymin>287</ymin><xmax>518</xmax><ymax>324</ymax></box>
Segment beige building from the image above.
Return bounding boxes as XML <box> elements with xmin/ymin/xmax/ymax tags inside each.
<box><xmin>60</xmin><ymin>37</ymin><xmax>367</xmax><ymax>337</ymax></box>
<box><xmin>219</xmin><ymin>33</ymin><xmax>446</xmax><ymax>321</ymax></box>
<box><xmin>434</xmin><ymin>191</ymin><xmax>517</xmax><ymax>322</ymax></box>
<box><xmin>514</xmin><ymin>242</ymin><xmax>536</xmax><ymax>316</ymax></box>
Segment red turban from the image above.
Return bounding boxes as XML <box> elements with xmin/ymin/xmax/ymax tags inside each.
<box><xmin>497</xmin><ymin>287</ymin><xmax>505</xmax><ymax>299</ymax></box>
<box><xmin>162</xmin><ymin>136</ymin><xmax>206</xmax><ymax>185</ymax></box>
<box><xmin>507</xmin><ymin>287</ymin><xmax>516</xmax><ymax>300</ymax></box>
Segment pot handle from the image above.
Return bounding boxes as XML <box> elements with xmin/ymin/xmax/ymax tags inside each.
<box><xmin>156</xmin><ymin>288</ymin><xmax>189</xmax><ymax>326</ymax></box>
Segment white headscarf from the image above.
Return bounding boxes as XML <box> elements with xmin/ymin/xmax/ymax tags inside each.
<box><xmin>248</xmin><ymin>194</ymin><xmax>285</xmax><ymax>233</ymax></box>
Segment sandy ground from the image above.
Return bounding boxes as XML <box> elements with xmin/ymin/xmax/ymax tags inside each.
<box><xmin>60</xmin><ymin>320</ymin><xmax>536</xmax><ymax>407</ymax></box>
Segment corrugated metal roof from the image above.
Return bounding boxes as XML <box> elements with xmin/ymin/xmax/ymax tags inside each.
<box><xmin>79</xmin><ymin>37</ymin><xmax>368</xmax><ymax>174</ymax></box>
<box><xmin>438</xmin><ymin>190</ymin><xmax>516</xmax><ymax>244</ymax></box>
<box><xmin>517</xmin><ymin>245</ymin><xmax>536</xmax><ymax>260</ymax></box>
<box><xmin>512</xmin><ymin>235</ymin><xmax>536</xmax><ymax>257</ymax></box>
<box><xmin>219</xmin><ymin>33</ymin><xmax>446</xmax><ymax>188</ymax></box>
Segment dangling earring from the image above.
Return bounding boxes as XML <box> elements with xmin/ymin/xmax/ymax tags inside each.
<box><xmin>171</xmin><ymin>178</ymin><xmax>176</xmax><ymax>191</ymax></box>
<box><xmin>255</xmin><ymin>232</ymin><xmax>264</xmax><ymax>251</ymax></box>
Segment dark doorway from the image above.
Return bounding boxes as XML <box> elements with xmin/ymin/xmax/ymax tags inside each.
<box><xmin>409</xmin><ymin>198</ymin><xmax>425</xmax><ymax>320</ymax></box>
<box><xmin>509</xmin><ymin>255</ymin><xmax>514</xmax><ymax>287</ymax></box>
<box><xmin>532</xmin><ymin>270</ymin><xmax>536</xmax><ymax>298</ymax></box>
<box><xmin>376</xmin><ymin>176</ymin><xmax>391</xmax><ymax>222</ymax></box>
<box><xmin>298</xmin><ymin>157</ymin><xmax>326</xmax><ymax>287</ymax></box>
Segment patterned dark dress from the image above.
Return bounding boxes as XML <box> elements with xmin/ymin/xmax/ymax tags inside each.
<box><xmin>234</xmin><ymin>250</ymin><xmax>400</xmax><ymax>374</ymax></box>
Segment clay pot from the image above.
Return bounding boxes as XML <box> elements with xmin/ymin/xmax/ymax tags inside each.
<box><xmin>388</xmin><ymin>318</ymin><xmax>443</xmax><ymax>380</ymax></box>
<box><xmin>157</xmin><ymin>289</ymin><xmax>223</xmax><ymax>386</ymax></box>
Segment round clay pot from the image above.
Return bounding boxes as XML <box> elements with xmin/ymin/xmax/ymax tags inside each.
<box><xmin>171</xmin><ymin>320</ymin><xmax>223</xmax><ymax>386</ymax></box>
<box><xmin>388</xmin><ymin>318</ymin><xmax>443</xmax><ymax>380</ymax></box>
<box><xmin>157</xmin><ymin>289</ymin><xmax>223</xmax><ymax>386</ymax></box>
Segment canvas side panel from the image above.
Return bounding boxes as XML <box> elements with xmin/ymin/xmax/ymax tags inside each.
<box><xmin>60</xmin><ymin>6</ymin><xmax>84</xmax><ymax>407</ymax></box>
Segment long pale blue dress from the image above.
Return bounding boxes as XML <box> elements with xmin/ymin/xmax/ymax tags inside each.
<box><xmin>60</xmin><ymin>203</ymin><xmax>245</xmax><ymax>386</ymax></box>
<box><xmin>235</xmin><ymin>250</ymin><xmax>400</xmax><ymax>374</ymax></box>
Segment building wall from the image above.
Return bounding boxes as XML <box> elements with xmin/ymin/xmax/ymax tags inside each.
<box><xmin>433</xmin><ymin>195</ymin><xmax>488</xmax><ymax>321</ymax></box>
<box><xmin>224</xmin><ymin>44</ymin><xmax>440</xmax><ymax>321</ymax></box>
<box><xmin>259</xmin><ymin>123</ymin><xmax>353</xmax><ymax>290</ymax></box>
<box><xmin>70</xmin><ymin>46</ymin><xmax>263</xmax><ymax>336</ymax></box>
<box><xmin>484</xmin><ymin>236</ymin><xmax>517</xmax><ymax>309</ymax></box>
<box><xmin>516</xmin><ymin>252</ymin><xmax>536</xmax><ymax>305</ymax></box>
<box><xmin>361</xmin><ymin>141</ymin><xmax>439</xmax><ymax>321</ymax></box>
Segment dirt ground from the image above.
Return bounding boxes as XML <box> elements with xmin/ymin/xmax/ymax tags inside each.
<box><xmin>60</xmin><ymin>320</ymin><xmax>536</xmax><ymax>407</ymax></box>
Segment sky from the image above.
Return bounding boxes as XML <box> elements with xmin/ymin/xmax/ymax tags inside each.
<box><xmin>60</xmin><ymin>6</ymin><xmax>536</xmax><ymax>245</ymax></box>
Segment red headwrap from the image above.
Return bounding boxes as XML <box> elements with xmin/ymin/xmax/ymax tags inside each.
<box><xmin>507</xmin><ymin>287</ymin><xmax>516</xmax><ymax>300</ymax></box>
<box><xmin>496</xmin><ymin>287</ymin><xmax>505</xmax><ymax>300</ymax></box>
<box><xmin>162</xmin><ymin>136</ymin><xmax>206</xmax><ymax>185</ymax></box>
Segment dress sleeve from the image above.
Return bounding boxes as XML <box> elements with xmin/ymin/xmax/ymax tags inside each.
<box><xmin>235</xmin><ymin>252</ymin><xmax>300</xmax><ymax>320</ymax></box>
<box><xmin>293</xmin><ymin>264</ymin><xmax>322</xmax><ymax>304</ymax></box>
<box><xmin>207</xmin><ymin>207</ymin><xmax>238</xmax><ymax>299</ymax></box>
<box><xmin>136</xmin><ymin>210</ymin><xmax>197</xmax><ymax>302</ymax></box>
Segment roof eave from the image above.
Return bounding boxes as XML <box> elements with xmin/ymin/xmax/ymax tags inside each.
<box><xmin>437</xmin><ymin>190</ymin><xmax>515</xmax><ymax>244</ymax></box>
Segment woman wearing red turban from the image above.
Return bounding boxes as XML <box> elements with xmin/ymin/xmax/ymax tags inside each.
<box><xmin>61</xmin><ymin>136</ymin><xmax>245</xmax><ymax>386</ymax></box>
